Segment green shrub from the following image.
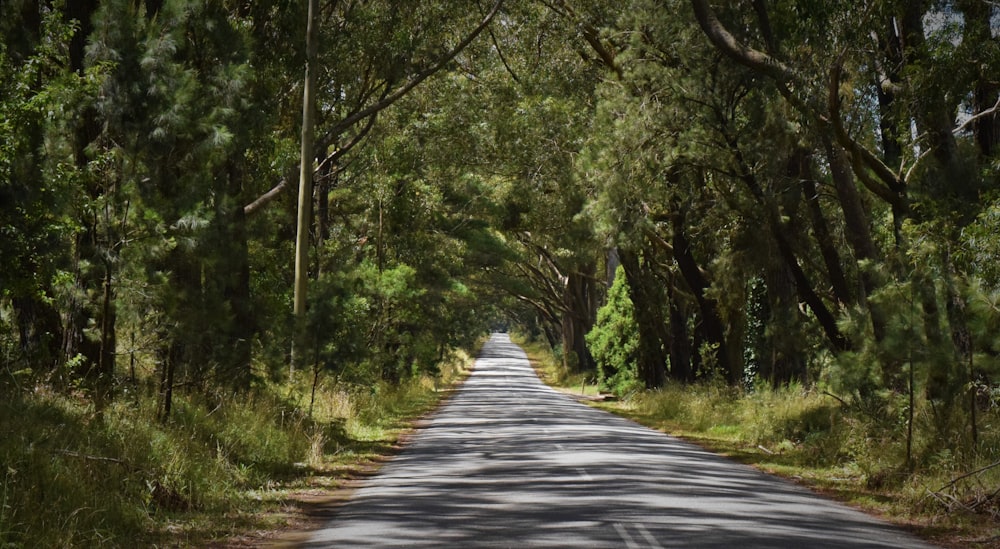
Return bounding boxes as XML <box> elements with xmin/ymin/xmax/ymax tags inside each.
<box><xmin>586</xmin><ymin>266</ymin><xmax>641</xmax><ymax>396</ymax></box>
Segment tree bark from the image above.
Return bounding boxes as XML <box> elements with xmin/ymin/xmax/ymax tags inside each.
<box><xmin>801</xmin><ymin>164</ymin><xmax>853</xmax><ymax>308</ymax></box>
<box><xmin>667</xmin><ymin>285</ymin><xmax>693</xmax><ymax>382</ymax></box>
<box><xmin>823</xmin><ymin>138</ymin><xmax>892</xmax><ymax>349</ymax></box>
<box><xmin>958</xmin><ymin>0</ymin><xmax>999</xmax><ymax>159</ymax></box>
<box><xmin>215</xmin><ymin>160</ymin><xmax>255</xmax><ymax>387</ymax></box>
<box><xmin>724</xmin><ymin>133</ymin><xmax>849</xmax><ymax>352</ymax></box>
<box><xmin>561</xmin><ymin>268</ymin><xmax>596</xmax><ymax>372</ymax></box>
<box><xmin>12</xmin><ymin>294</ymin><xmax>63</xmax><ymax>371</ymax></box>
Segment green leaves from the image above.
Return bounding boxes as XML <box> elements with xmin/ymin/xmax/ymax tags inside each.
<box><xmin>586</xmin><ymin>266</ymin><xmax>641</xmax><ymax>395</ymax></box>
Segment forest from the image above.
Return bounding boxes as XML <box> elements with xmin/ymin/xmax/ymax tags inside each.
<box><xmin>2</xmin><ymin>0</ymin><xmax>999</xmax><ymax>545</ymax></box>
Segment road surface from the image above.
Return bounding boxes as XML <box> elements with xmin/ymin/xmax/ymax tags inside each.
<box><xmin>302</xmin><ymin>333</ymin><xmax>935</xmax><ymax>548</ymax></box>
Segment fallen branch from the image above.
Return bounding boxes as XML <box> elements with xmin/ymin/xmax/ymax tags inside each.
<box><xmin>936</xmin><ymin>460</ymin><xmax>1000</xmax><ymax>493</ymax></box>
<box><xmin>56</xmin><ymin>449</ymin><xmax>134</xmax><ymax>470</ymax></box>
<box><xmin>822</xmin><ymin>390</ymin><xmax>848</xmax><ymax>407</ymax></box>
<box><xmin>757</xmin><ymin>445</ymin><xmax>775</xmax><ymax>455</ymax></box>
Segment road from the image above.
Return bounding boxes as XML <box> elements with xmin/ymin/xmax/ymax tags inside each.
<box><xmin>302</xmin><ymin>333</ymin><xmax>935</xmax><ymax>548</ymax></box>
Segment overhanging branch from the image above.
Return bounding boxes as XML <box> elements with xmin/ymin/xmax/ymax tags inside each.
<box><xmin>243</xmin><ymin>0</ymin><xmax>504</xmax><ymax>216</ymax></box>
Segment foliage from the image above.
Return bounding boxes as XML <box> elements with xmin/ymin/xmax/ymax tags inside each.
<box><xmin>0</xmin><ymin>388</ymin><xmax>300</xmax><ymax>546</ymax></box>
<box><xmin>586</xmin><ymin>266</ymin><xmax>641</xmax><ymax>396</ymax></box>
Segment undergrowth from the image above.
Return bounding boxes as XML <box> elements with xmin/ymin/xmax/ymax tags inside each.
<box><xmin>0</xmin><ymin>347</ymin><xmax>475</xmax><ymax>548</ymax></box>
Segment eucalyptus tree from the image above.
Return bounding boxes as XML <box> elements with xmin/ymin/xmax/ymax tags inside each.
<box><xmin>685</xmin><ymin>0</ymin><xmax>999</xmax><ymax>456</ymax></box>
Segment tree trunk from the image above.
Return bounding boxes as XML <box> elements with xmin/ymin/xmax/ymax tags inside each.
<box><xmin>899</xmin><ymin>4</ymin><xmax>960</xmax><ymax>172</ymax></box>
<box><xmin>671</xmin><ymin>210</ymin><xmax>735</xmax><ymax>383</ymax></box>
<box><xmin>957</xmin><ymin>0</ymin><xmax>999</xmax><ymax>159</ymax></box>
<box><xmin>95</xmin><ymin>255</ymin><xmax>116</xmax><ymax>410</ymax></box>
<box><xmin>12</xmin><ymin>293</ymin><xmax>63</xmax><ymax>371</ymax></box>
<box><xmin>159</xmin><ymin>338</ymin><xmax>177</xmax><ymax>421</ymax></box>
<box><xmin>799</xmin><ymin>153</ymin><xmax>853</xmax><ymax>308</ymax></box>
<box><xmin>667</xmin><ymin>285</ymin><xmax>693</xmax><ymax>382</ymax></box>
<box><xmin>943</xmin><ymin>250</ymin><xmax>975</xmax><ymax>446</ymax></box>
<box><xmin>619</xmin><ymin>248</ymin><xmax>668</xmax><ymax>389</ymax></box>
<box><xmin>874</xmin><ymin>18</ymin><xmax>904</xmax><ymax>171</ymax></box>
<box><xmin>213</xmin><ymin>160</ymin><xmax>255</xmax><ymax>388</ymax></box>
<box><xmin>316</xmin><ymin>157</ymin><xmax>332</xmax><ymax>276</ymax></box>
<box><xmin>729</xmin><ymin>143</ymin><xmax>849</xmax><ymax>353</ymax></box>
<box><xmin>824</xmin><ymin>138</ymin><xmax>891</xmax><ymax>346</ymax></box>
<box><xmin>761</xmin><ymin>255</ymin><xmax>805</xmax><ymax>385</ymax></box>
<box><xmin>561</xmin><ymin>269</ymin><xmax>596</xmax><ymax>372</ymax></box>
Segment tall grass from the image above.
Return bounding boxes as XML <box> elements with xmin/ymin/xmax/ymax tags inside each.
<box><xmin>0</xmin><ymin>386</ymin><xmax>312</xmax><ymax>547</ymax></box>
<box><xmin>0</xmin><ymin>346</ymin><xmax>477</xmax><ymax>547</ymax></box>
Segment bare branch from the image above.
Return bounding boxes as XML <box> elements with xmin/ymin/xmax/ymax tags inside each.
<box><xmin>954</xmin><ymin>94</ymin><xmax>1000</xmax><ymax>136</ymax></box>
<box><xmin>244</xmin><ymin>177</ymin><xmax>291</xmax><ymax>216</ymax></box>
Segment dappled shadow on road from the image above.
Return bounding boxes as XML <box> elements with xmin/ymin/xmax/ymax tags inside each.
<box><xmin>300</xmin><ymin>334</ymin><xmax>934</xmax><ymax>548</ymax></box>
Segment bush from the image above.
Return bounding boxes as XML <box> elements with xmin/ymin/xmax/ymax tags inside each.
<box><xmin>586</xmin><ymin>266</ymin><xmax>641</xmax><ymax>396</ymax></box>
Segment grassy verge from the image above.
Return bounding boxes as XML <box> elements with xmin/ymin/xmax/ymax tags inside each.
<box><xmin>0</xmin><ymin>347</ymin><xmax>477</xmax><ymax>548</ymax></box>
<box><xmin>520</xmin><ymin>338</ymin><xmax>1000</xmax><ymax>549</ymax></box>
<box><xmin>520</xmin><ymin>338</ymin><xmax>603</xmax><ymax>399</ymax></box>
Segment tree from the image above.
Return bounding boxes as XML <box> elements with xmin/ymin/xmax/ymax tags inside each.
<box><xmin>284</xmin><ymin>0</ymin><xmax>504</xmax><ymax>376</ymax></box>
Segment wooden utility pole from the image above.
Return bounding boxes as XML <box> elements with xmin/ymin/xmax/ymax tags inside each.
<box><xmin>292</xmin><ymin>0</ymin><xmax>320</xmax><ymax>376</ymax></box>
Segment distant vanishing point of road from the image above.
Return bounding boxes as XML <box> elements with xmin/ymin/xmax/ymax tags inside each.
<box><xmin>301</xmin><ymin>333</ymin><xmax>936</xmax><ymax>548</ymax></box>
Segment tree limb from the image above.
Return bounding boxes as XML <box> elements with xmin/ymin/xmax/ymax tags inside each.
<box><xmin>315</xmin><ymin>109</ymin><xmax>379</xmax><ymax>176</ymax></box>
<box><xmin>480</xmin><ymin>0</ymin><xmax>522</xmax><ymax>85</ymax></box>
<box><xmin>316</xmin><ymin>0</ymin><xmax>504</xmax><ymax>153</ymax></box>
<box><xmin>688</xmin><ymin>0</ymin><xmax>796</xmax><ymax>83</ymax></box>
<box><xmin>954</xmin><ymin>94</ymin><xmax>1000</xmax><ymax>136</ymax></box>
<box><xmin>243</xmin><ymin>0</ymin><xmax>504</xmax><ymax>216</ymax></box>
<box><xmin>244</xmin><ymin>176</ymin><xmax>291</xmax><ymax>216</ymax></box>
<box><xmin>690</xmin><ymin>0</ymin><xmax>906</xmax><ymax>206</ymax></box>
<box><xmin>827</xmin><ymin>52</ymin><xmax>905</xmax><ymax>199</ymax></box>
<box><xmin>546</xmin><ymin>0</ymin><xmax>622</xmax><ymax>77</ymax></box>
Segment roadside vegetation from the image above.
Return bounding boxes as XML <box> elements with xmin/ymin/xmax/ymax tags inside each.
<box><xmin>0</xmin><ymin>349</ymin><xmax>475</xmax><ymax>548</ymax></box>
<box><xmin>523</xmin><ymin>336</ymin><xmax>999</xmax><ymax>548</ymax></box>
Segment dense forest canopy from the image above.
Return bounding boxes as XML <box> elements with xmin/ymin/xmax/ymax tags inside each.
<box><xmin>2</xmin><ymin>0</ymin><xmax>999</xmax><ymax>497</ymax></box>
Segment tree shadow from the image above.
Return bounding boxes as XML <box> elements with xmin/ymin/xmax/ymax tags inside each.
<box><xmin>297</xmin><ymin>334</ymin><xmax>936</xmax><ymax>548</ymax></box>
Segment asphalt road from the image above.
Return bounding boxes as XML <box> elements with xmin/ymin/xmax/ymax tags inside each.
<box><xmin>302</xmin><ymin>333</ymin><xmax>936</xmax><ymax>548</ymax></box>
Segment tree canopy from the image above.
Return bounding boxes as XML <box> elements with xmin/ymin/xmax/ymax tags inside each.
<box><xmin>2</xmin><ymin>0</ymin><xmax>998</xmax><ymax>491</ymax></box>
